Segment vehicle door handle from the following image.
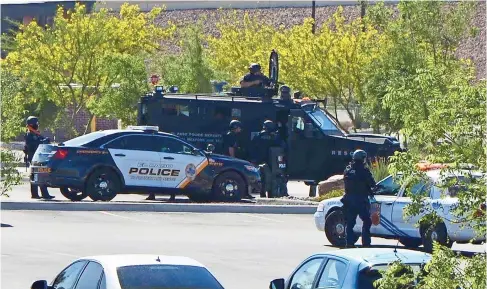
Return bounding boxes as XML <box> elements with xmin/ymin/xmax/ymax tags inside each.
<box><xmin>385</xmin><ymin>202</ymin><xmax>393</xmax><ymax>205</ymax></box>
<box><xmin>114</xmin><ymin>154</ymin><xmax>125</xmax><ymax>157</ymax></box>
<box><xmin>163</xmin><ymin>157</ymin><xmax>174</xmax><ymax>160</ymax></box>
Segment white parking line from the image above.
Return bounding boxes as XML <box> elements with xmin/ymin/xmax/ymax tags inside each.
<box><xmin>98</xmin><ymin>211</ymin><xmax>152</xmax><ymax>223</ymax></box>
<box><xmin>238</xmin><ymin>213</ymin><xmax>285</xmax><ymax>223</ymax></box>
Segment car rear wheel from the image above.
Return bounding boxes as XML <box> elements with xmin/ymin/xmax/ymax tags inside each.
<box><xmin>399</xmin><ymin>238</ymin><xmax>422</xmax><ymax>248</ymax></box>
<box><xmin>212</xmin><ymin>171</ymin><xmax>245</xmax><ymax>202</ymax></box>
<box><xmin>60</xmin><ymin>187</ymin><xmax>88</xmax><ymax>201</ymax></box>
<box><xmin>325</xmin><ymin>210</ymin><xmax>359</xmax><ymax>247</ymax></box>
<box><xmin>85</xmin><ymin>168</ymin><xmax>120</xmax><ymax>202</ymax></box>
<box><xmin>421</xmin><ymin>222</ymin><xmax>452</xmax><ymax>253</ymax></box>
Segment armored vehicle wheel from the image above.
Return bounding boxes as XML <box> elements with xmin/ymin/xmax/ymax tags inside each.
<box><xmin>399</xmin><ymin>238</ymin><xmax>422</xmax><ymax>248</ymax></box>
<box><xmin>86</xmin><ymin>168</ymin><xmax>120</xmax><ymax>202</ymax></box>
<box><xmin>60</xmin><ymin>187</ymin><xmax>88</xmax><ymax>201</ymax></box>
<box><xmin>421</xmin><ymin>222</ymin><xmax>451</xmax><ymax>253</ymax></box>
<box><xmin>212</xmin><ymin>171</ymin><xmax>245</xmax><ymax>202</ymax></box>
<box><xmin>325</xmin><ymin>210</ymin><xmax>359</xmax><ymax>247</ymax></box>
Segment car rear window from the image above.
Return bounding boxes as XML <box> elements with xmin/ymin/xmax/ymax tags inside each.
<box><xmin>358</xmin><ymin>264</ymin><xmax>423</xmax><ymax>289</ymax></box>
<box><xmin>62</xmin><ymin>131</ymin><xmax>112</xmax><ymax>147</ymax></box>
<box><xmin>116</xmin><ymin>264</ymin><xmax>224</xmax><ymax>289</ymax></box>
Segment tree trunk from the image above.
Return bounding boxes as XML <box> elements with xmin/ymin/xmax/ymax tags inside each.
<box><xmin>84</xmin><ymin>113</ymin><xmax>94</xmax><ymax>135</ymax></box>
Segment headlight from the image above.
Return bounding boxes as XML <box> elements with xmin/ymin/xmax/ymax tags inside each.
<box><xmin>317</xmin><ymin>203</ymin><xmax>325</xmax><ymax>212</ymax></box>
<box><xmin>244</xmin><ymin>165</ymin><xmax>259</xmax><ymax>173</ymax></box>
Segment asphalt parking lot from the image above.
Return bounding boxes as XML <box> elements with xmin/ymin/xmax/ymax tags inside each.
<box><xmin>2</xmin><ymin>211</ymin><xmax>485</xmax><ymax>289</ymax></box>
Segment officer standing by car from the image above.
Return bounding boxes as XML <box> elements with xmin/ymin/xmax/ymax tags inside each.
<box><xmin>251</xmin><ymin>120</ymin><xmax>288</xmax><ymax>198</ymax></box>
<box><xmin>24</xmin><ymin>116</ymin><xmax>55</xmax><ymax>199</ymax></box>
<box><xmin>341</xmin><ymin>149</ymin><xmax>375</xmax><ymax>247</ymax></box>
<box><xmin>240</xmin><ymin>63</ymin><xmax>271</xmax><ymax>88</ymax></box>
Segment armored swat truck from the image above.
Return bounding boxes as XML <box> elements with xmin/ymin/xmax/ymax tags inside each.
<box><xmin>137</xmin><ymin>51</ymin><xmax>401</xmax><ymax>192</ymax></box>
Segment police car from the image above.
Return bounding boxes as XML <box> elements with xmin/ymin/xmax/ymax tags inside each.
<box><xmin>314</xmin><ymin>167</ymin><xmax>485</xmax><ymax>252</ymax></box>
<box><xmin>30</xmin><ymin>126</ymin><xmax>261</xmax><ymax>202</ymax></box>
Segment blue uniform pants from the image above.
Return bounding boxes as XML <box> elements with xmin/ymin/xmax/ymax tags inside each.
<box><xmin>344</xmin><ymin>201</ymin><xmax>372</xmax><ymax>246</ymax></box>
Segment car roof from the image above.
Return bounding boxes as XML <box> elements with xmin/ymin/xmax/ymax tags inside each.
<box><xmin>100</xmin><ymin>129</ymin><xmax>177</xmax><ymax>137</ymax></box>
<box><xmin>322</xmin><ymin>248</ymin><xmax>431</xmax><ymax>267</ymax></box>
<box><xmin>424</xmin><ymin>169</ymin><xmax>484</xmax><ymax>182</ymax></box>
<box><xmin>78</xmin><ymin>254</ymin><xmax>206</xmax><ymax>268</ymax></box>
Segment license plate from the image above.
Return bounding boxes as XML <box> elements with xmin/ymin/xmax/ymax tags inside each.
<box><xmin>33</xmin><ymin>174</ymin><xmax>38</xmax><ymax>182</ymax></box>
<box><xmin>37</xmin><ymin>167</ymin><xmax>51</xmax><ymax>173</ymax></box>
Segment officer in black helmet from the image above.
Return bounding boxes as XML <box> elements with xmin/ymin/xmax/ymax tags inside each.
<box><xmin>341</xmin><ymin>149</ymin><xmax>376</xmax><ymax>247</ymax></box>
<box><xmin>279</xmin><ymin>85</ymin><xmax>292</xmax><ymax>101</ymax></box>
<box><xmin>251</xmin><ymin>120</ymin><xmax>287</xmax><ymax>198</ymax></box>
<box><xmin>24</xmin><ymin>116</ymin><xmax>55</xmax><ymax>199</ymax></box>
<box><xmin>240</xmin><ymin>63</ymin><xmax>271</xmax><ymax>88</ymax></box>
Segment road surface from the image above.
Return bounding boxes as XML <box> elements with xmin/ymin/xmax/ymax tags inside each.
<box><xmin>1</xmin><ymin>211</ymin><xmax>484</xmax><ymax>289</ymax></box>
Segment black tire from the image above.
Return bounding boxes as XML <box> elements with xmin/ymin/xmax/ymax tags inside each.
<box><xmin>60</xmin><ymin>187</ymin><xmax>88</xmax><ymax>201</ymax></box>
<box><xmin>325</xmin><ymin>210</ymin><xmax>359</xmax><ymax>247</ymax></box>
<box><xmin>212</xmin><ymin>171</ymin><xmax>246</xmax><ymax>202</ymax></box>
<box><xmin>421</xmin><ymin>222</ymin><xmax>452</xmax><ymax>253</ymax></box>
<box><xmin>85</xmin><ymin>168</ymin><xmax>121</xmax><ymax>202</ymax></box>
<box><xmin>399</xmin><ymin>238</ymin><xmax>422</xmax><ymax>248</ymax></box>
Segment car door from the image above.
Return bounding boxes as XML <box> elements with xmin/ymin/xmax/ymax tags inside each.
<box><xmin>152</xmin><ymin>136</ymin><xmax>208</xmax><ymax>189</ymax></box>
<box><xmin>369</xmin><ymin>175</ymin><xmax>402</xmax><ymax>236</ymax></box>
<box><xmin>286</xmin><ymin>257</ymin><xmax>325</xmax><ymax>289</ymax></box>
<box><xmin>391</xmin><ymin>180</ymin><xmax>432</xmax><ymax>238</ymax></box>
<box><xmin>74</xmin><ymin>261</ymin><xmax>104</xmax><ymax>289</ymax></box>
<box><xmin>51</xmin><ymin>260</ymin><xmax>88</xmax><ymax>289</ymax></box>
<box><xmin>103</xmin><ymin>134</ymin><xmax>163</xmax><ymax>187</ymax></box>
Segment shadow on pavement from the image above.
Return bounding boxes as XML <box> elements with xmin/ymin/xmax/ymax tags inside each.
<box><xmin>323</xmin><ymin>244</ymin><xmax>485</xmax><ymax>257</ymax></box>
<box><xmin>1</xmin><ymin>223</ymin><xmax>13</xmax><ymax>228</ymax></box>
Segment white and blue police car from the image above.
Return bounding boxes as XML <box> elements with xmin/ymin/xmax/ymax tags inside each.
<box><xmin>30</xmin><ymin>126</ymin><xmax>261</xmax><ymax>202</ymax></box>
<box><xmin>314</xmin><ymin>168</ymin><xmax>485</xmax><ymax>252</ymax></box>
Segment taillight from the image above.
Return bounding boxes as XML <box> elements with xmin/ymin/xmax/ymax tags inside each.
<box><xmin>53</xmin><ymin>149</ymin><xmax>69</xmax><ymax>159</ymax></box>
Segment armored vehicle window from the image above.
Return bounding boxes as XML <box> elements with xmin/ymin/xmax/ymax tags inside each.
<box><xmin>104</xmin><ymin>135</ymin><xmax>156</xmax><ymax>151</ymax></box>
<box><xmin>162</xmin><ymin>104</ymin><xmax>190</xmax><ymax>117</ymax></box>
<box><xmin>153</xmin><ymin>136</ymin><xmax>196</xmax><ymax>155</ymax></box>
<box><xmin>214</xmin><ymin>106</ymin><xmax>231</xmax><ymax>118</ymax></box>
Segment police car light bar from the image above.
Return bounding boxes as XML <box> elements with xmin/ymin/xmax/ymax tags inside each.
<box><xmin>127</xmin><ymin>126</ymin><xmax>159</xmax><ymax>132</ymax></box>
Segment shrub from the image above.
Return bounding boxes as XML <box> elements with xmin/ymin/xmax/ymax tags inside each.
<box><xmin>370</xmin><ymin>157</ymin><xmax>390</xmax><ymax>181</ymax></box>
<box><xmin>313</xmin><ymin>189</ymin><xmax>344</xmax><ymax>202</ymax></box>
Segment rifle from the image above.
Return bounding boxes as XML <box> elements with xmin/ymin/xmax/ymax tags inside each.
<box><xmin>24</xmin><ymin>154</ymin><xmax>29</xmax><ymax>172</ymax></box>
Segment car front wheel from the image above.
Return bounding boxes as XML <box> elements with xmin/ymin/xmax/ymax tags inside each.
<box><xmin>212</xmin><ymin>171</ymin><xmax>245</xmax><ymax>202</ymax></box>
<box><xmin>85</xmin><ymin>168</ymin><xmax>120</xmax><ymax>202</ymax></box>
<box><xmin>325</xmin><ymin>210</ymin><xmax>359</xmax><ymax>247</ymax></box>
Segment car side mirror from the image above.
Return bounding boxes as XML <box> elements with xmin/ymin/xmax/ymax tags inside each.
<box><xmin>31</xmin><ymin>280</ymin><xmax>48</xmax><ymax>289</ymax></box>
<box><xmin>269</xmin><ymin>278</ymin><xmax>285</xmax><ymax>289</ymax></box>
<box><xmin>206</xmin><ymin>144</ymin><xmax>215</xmax><ymax>153</ymax></box>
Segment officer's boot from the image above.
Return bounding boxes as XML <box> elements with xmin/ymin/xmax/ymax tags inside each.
<box><xmin>30</xmin><ymin>184</ymin><xmax>40</xmax><ymax>199</ymax></box>
<box><xmin>40</xmin><ymin>185</ymin><xmax>55</xmax><ymax>199</ymax></box>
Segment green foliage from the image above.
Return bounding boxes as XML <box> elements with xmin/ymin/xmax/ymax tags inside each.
<box><xmin>5</xmin><ymin>3</ymin><xmax>174</xmax><ymax>135</ymax></box>
<box><xmin>0</xmin><ymin>65</ymin><xmax>27</xmax><ymax>142</ymax></box>
<box><xmin>374</xmin><ymin>261</ymin><xmax>417</xmax><ymax>289</ymax></box>
<box><xmin>313</xmin><ymin>189</ymin><xmax>344</xmax><ymax>202</ymax></box>
<box><xmin>0</xmin><ymin>149</ymin><xmax>23</xmax><ymax>196</ymax></box>
<box><xmin>370</xmin><ymin>158</ymin><xmax>390</xmax><ymax>181</ymax></box>
<box><xmin>150</xmin><ymin>24</ymin><xmax>216</xmax><ymax>93</ymax></box>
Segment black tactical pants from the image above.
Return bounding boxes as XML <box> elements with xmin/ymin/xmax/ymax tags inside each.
<box><xmin>344</xmin><ymin>201</ymin><xmax>372</xmax><ymax>247</ymax></box>
<box><xmin>30</xmin><ymin>184</ymin><xmax>50</xmax><ymax>198</ymax></box>
<box><xmin>258</xmin><ymin>163</ymin><xmax>288</xmax><ymax>198</ymax></box>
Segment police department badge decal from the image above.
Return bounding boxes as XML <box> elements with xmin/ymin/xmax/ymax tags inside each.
<box><xmin>185</xmin><ymin>163</ymin><xmax>197</xmax><ymax>180</ymax></box>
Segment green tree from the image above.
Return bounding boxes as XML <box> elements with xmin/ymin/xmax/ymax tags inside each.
<box><xmin>150</xmin><ymin>23</ymin><xmax>220</xmax><ymax>93</ymax></box>
<box><xmin>5</xmin><ymin>3</ymin><xmax>174</xmax><ymax>136</ymax></box>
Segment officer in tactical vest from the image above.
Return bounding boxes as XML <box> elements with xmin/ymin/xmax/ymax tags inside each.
<box><xmin>222</xmin><ymin>120</ymin><xmax>246</xmax><ymax>159</ymax></box>
<box><xmin>240</xmin><ymin>63</ymin><xmax>271</xmax><ymax>88</ymax></box>
<box><xmin>23</xmin><ymin>116</ymin><xmax>55</xmax><ymax>199</ymax></box>
<box><xmin>251</xmin><ymin>120</ymin><xmax>287</xmax><ymax>198</ymax></box>
<box><xmin>341</xmin><ymin>149</ymin><xmax>376</xmax><ymax>247</ymax></box>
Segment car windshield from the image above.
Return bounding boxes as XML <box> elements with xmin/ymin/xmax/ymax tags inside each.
<box><xmin>117</xmin><ymin>264</ymin><xmax>224</xmax><ymax>289</ymax></box>
<box><xmin>358</xmin><ymin>263</ymin><xmax>424</xmax><ymax>289</ymax></box>
<box><xmin>374</xmin><ymin>175</ymin><xmax>401</xmax><ymax>196</ymax></box>
<box><xmin>62</xmin><ymin>131</ymin><xmax>111</xmax><ymax>147</ymax></box>
<box><xmin>306</xmin><ymin>107</ymin><xmax>345</xmax><ymax>136</ymax></box>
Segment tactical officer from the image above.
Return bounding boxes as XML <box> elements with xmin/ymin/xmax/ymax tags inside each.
<box><xmin>23</xmin><ymin>116</ymin><xmax>55</xmax><ymax>199</ymax></box>
<box><xmin>279</xmin><ymin>85</ymin><xmax>292</xmax><ymax>101</ymax></box>
<box><xmin>222</xmin><ymin>120</ymin><xmax>244</xmax><ymax>158</ymax></box>
<box><xmin>341</xmin><ymin>149</ymin><xmax>376</xmax><ymax>247</ymax></box>
<box><xmin>240</xmin><ymin>63</ymin><xmax>271</xmax><ymax>88</ymax></box>
<box><xmin>251</xmin><ymin>120</ymin><xmax>287</xmax><ymax>198</ymax></box>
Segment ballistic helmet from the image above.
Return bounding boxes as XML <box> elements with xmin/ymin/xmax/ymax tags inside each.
<box><xmin>249</xmin><ymin>63</ymin><xmax>261</xmax><ymax>73</ymax></box>
<box><xmin>26</xmin><ymin>116</ymin><xmax>39</xmax><ymax>129</ymax></box>
<box><xmin>263</xmin><ymin>120</ymin><xmax>276</xmax><ymax>132</ymax></box>
<box><xmin>229</xmin><ymin>120</ymin><xmax>242</xmax><ymax>130</ymax></box>
<box><xmin>352</xmin><ymin>149</ymin><xmax>367</xmax><ymax>161</ymax></box>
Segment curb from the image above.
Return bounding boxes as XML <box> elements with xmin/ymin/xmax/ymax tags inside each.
<box><xmin>0</xmin><ymin>201</ymin><xmax>317</xmax><ymax>214</ymax></box>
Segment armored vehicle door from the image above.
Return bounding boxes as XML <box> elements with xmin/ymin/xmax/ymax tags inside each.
<box><xmin>286</xmin><ymin>109</ymin><xmax>329</xmax><ymax>181</ymax></box>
